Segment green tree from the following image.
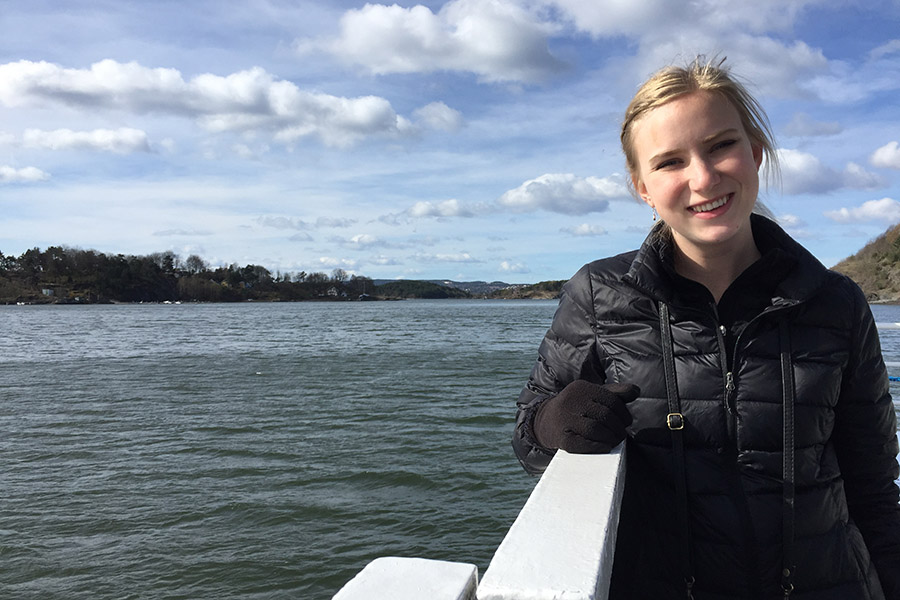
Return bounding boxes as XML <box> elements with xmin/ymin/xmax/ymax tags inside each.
<box><xmin>18</xmin><ymin>248</ymin><xmax>43</xmax><ymax>286</ymax></box>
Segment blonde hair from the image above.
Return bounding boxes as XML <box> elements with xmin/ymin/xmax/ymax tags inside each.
<box><xmin>621</xmin><ymin>57</ymin><xmax>780</xmax><ymax>195</ymax></box>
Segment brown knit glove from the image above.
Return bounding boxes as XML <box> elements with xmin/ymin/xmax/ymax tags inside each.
<box><xmin>533</xmin><ymin>380</ymin><xmax>639</xmax><ymax>453</ymax></box>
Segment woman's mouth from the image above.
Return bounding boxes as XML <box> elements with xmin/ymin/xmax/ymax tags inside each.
<box><xmin>690</xmin><ymin>194</ymin><xmax>732</xmax><ymax>213</ymax></box>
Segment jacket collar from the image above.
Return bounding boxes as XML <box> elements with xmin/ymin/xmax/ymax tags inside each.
<box><xmin>622</xmin><ymin>214</ymin><xmax>830</xmax><ymax>306</ymax></box>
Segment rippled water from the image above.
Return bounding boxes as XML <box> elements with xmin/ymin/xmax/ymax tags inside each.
<box><xmin>2</xmin><ymin>300</ymin><xmax>899</xmax><ymax>600</ymax></box>
<box><xmin>1</xmin><ymin>300</ymin><xmax>553</xmax><ymax>599</ymax></box>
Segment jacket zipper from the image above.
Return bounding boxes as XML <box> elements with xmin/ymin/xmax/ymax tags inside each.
<box><xmin>725</xmin><ymin>371</ymin><xmax>735</xmax><ymax>412</ymax></box>
<box><xmin>714</xmin><ymin>319</ymin><xmax>738</xmax><ymax>446</ymax></box>
<box><xmin>653</xmin><ymin>295</ymin><xmax>801</xmax><ymax>450</ymax></box>
<box><xmin>714</xmin><ymin>322</ymin><xmax>736</xmax><ymax>413</ymax></box>
<box><xmin>721</xmin><ymin>299</ymin><xmax>800</xmax><ymax>445</ymax></box>
<box><xmin>711</xmin><ymin>297</ymin><xmax>800</xmax><ymax>449</ymax></box>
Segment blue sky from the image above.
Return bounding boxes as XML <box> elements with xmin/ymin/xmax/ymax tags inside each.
<box><xmin>2</xmin><ymin>0</ymin><xmax>900</xmax><ymax>282</ymax></box>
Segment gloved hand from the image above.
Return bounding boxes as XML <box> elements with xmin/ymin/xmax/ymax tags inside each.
<box><xmin>533</xmin><ymin>380</ymin><xmax>639</xmax><ymax>453</ymax></box>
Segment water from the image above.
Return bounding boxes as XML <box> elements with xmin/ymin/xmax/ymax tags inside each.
<box><xmin>2</xmin><ymin>300</ymin><xmax>899</xmax><ymax>600</ymax></box>
<box><xmin>1</xmin><ymin>300</ymin><xmax>552</xmax><ymax>599</ymax></box>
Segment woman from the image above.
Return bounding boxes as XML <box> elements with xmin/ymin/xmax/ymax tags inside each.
<box><xmin>512</xmin><ymin>58</ymin><xmax>900</xmax><ymax>599</ymax></box>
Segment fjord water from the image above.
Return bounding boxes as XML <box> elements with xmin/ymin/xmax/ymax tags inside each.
<box><xmin>1</xmin><ymin>300</ymin><xmax>551</xmax><ymax>599</ymax></box>
<box><xmin>3</xmin><ymin>301</ymin><xmax>900</xmax><ymax>600</ymax></box>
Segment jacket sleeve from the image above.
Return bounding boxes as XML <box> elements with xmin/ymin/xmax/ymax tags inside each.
<box><xmin>833</xmin><ymin>282</ymin><xmax>900</xmax><ymax>599</ymax></box>
<box><xmin>512</xmin><ymin>264</ymin><xmax>606</xmax><ymax>474</ymax></box>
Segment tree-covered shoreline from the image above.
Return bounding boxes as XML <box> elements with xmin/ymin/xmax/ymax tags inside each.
<box><xmin>832</xmin><ymin>223</ymin><xmax>900</xmax><ymax>304</ymax></box>
<box><xmin>0</xmin><ymin>246</ymin><xmax>564</xmax><ymax>304</ymax></box>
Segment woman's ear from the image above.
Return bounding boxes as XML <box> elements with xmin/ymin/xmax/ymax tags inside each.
<box><xmin>752</xmin><ymin>143</ymin><xmax>763</xmax><ymax>170</ymax></box>
<box><xmin>632</xmin><ymin>173</ymin><xmax>652</xmax><ymax>206</ymax></box>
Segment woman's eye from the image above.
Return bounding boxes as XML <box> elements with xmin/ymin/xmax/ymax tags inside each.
<box><xmin>712</xmin><ymin>139</ymin><xmax>736</xmax><ymax>152</ymax></box>
<box><xmin>654</xmin><ymin>158</ymin><xmax>678</xmax><ymax>170</ymax></box>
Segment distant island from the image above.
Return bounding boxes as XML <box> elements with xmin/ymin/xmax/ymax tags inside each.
<box><xmin>8</xmin><ymin>223</ymin><xmax>898</xmax><ymax>306</ymax></box>
<box><xmin>0</xmin><ymin>246</ymin><xmax>565</xmax><ymax>304</ymax></box>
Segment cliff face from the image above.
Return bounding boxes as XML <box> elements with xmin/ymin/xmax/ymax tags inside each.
<box><xmin>831</xmin><ymin>223</ymin><xmax>900</xmax><ymax>303</ymax></box>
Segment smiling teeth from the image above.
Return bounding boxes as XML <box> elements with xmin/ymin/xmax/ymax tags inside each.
<box><xmin>692</xmin><ymin>195</ymin><xmax>730</xmax><ymax>213</ymax></box>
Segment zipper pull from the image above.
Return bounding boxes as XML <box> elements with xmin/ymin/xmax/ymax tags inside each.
<box><xmin>725</xmin><ymin>371</ymin><xmax>736</xmax><ymax>414</ymax></box>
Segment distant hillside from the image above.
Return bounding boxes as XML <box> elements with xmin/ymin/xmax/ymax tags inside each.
<box><xmin>428</xmin><ymin>279</ymin><xmax>515</xmax><ymax>295</ymax></box>
<box><xmin>1</xmin><ymin>245</ymin><xmax>566</xmax><ymax>304</ymax></box>
<box><xmin>832</xmin><ymin>223</ymin><xmax>900</xmax><ymax>303</ymax></box>
<box><xmin>372</xmin><ymin>278</ymin><xmax>565</xmax><ymax>299</ymax></box>
<box><xmin>489</xmin><ymin>280</ymin><xmax>566</xmax><ymax>299</ymax></box>
<box><xmin>373</xmin><ymin>279</ymin><xmax>515</xmax><ymax>296</ymax></box>
<box><xmin>374</xmin><ymin>279</ymin><xmax>471</xmax><ymax>299</ymax></box>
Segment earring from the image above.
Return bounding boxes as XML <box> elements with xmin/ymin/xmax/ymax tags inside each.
<box><xmin>652</xmin><ymin>207</ymin><xmax>658</xmax><ymax>222</ymax></box>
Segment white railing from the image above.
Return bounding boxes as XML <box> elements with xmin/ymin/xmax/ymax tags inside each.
<box><xmin>477</xmin><ymin>446</ymin><xmax>626</xmax><ymax>600</ymax></box>
<box><xmin>332</xmin><ymin>556</ymin><xmax>478</xmax><ymax>600</ymax></box>
<box><xmin>333</xmin><ymin>427</ymin><xmax>900</xmax><ymax>600</ymax></box>
<box><xmin>332</xmin><ymin>447</ymin><xmax>627</xmax><ymax>600</ymax></box>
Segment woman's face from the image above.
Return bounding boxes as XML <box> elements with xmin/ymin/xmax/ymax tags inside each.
<box><xmin>630</xmin><ymin>91</ymin><xmax>763</xmax><ymax>258</ymax></box>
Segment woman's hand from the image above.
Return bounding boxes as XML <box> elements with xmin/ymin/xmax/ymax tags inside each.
<box><xmin>533</xmin><ymin>380</ymin><xmax>639</xmax><ymax>453</ymax></box>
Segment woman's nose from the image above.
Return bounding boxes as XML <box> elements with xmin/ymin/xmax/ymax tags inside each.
<box><xmin>689</xmin><ymin>157</ymin><xmax>720</xmax><ymax>191</ymax></box>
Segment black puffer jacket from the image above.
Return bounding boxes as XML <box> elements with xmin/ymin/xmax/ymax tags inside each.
<box><xmin>513</xmin><ymin>216</ymin><xmax>900</xmax><ymax>599</ymax></box>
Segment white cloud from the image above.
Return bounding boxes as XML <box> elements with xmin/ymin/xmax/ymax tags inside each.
<box><xmin>232</xmin><ymin>143</ymin><xmax>265</xmax><ymax>159</ymax></box>
<box><xmin>869</xmin><ymin>39</ymin><xmax>900</xmax><ymax>61</ymax></box>
<box><xmin>296</xmin><ymin>0</ymin><xmax>837</xmax><ymax>101</ymax></box>
<box><xmin>306</xmin><ymin>0</ymin><xmax>564</xmax><ymax>84</ymax></box>
<box><xmin>22</xmin><ymin>127</ymin><xmax>150</xmax><ymax>153</ymax></box>
<box><xmin>380</xmin><ymin>198</ymin><xmax>485</xmax><ymax>227</ymax></box>
<box><xmin>871</xmin><ymin>141</ymin><xmax>900</xmax><ymax>169</ymax></box>
<box><xmin>544</xmin><ymin>0</ymin><xmax>831</xmax><ymax>100</ymax></box>
<box><xmin>232</xmin><ymin>143</ymin><xmax>252</xmax><ymax>158</ymax></box>
<box><xmin>778</xmin><ymin>149</ymin><xmax>835</xmax><ymax>194</ymax></box>
<box><xmin>541</xmin><ymin>0</ymin><xmax>678</xmax><ymax>38</ymax></box>
<box><xmin>408</xmin><ymin>198</ymin><xmax>475</xmax><ymax>218</ymax></box>
<box><xmin>415</xmin><ymin>251</ymin><xmax>481</xmax><ymax>263</ymax></box>
<box><xmin>842</xmin><ymin>162</ymin><xmax>884</xmax><ymax>190</ymax></box>
<box><xmin>0</xmin><ymin>165</ymin><xmax>49</xmax><ymax>183</ymax></box>
<box><xmin>777</xmin><ymin>149</ymin><xmax>884</xmax><ymax>194</ymax></box>
<box><xmin>0</xmin><ymin>59</ymin><xmax>412</xmax><ymax>148</ymax></box>
<box><xmin>783</xmin><ymin>113</ymin><xmax>842</xmax><ymax>137</ymax></box>
<box><xmin>0</xmin><ymin>59</ymin><xmax>181</xmax><ymax>109</ymax></box>
<box><xmin>318</xmin><ymin>256</ymin><xmax>358</xmax><ymax>269</ymax></box>
<box><xmin>369</xmin><ymin>255</ymin><xmax>401</xmax><ymax>266</ymax></box>
<box><xmin>258</xmin><ymin>216</ymin><xmax>358</xmax><ymax>233</ymax></box>
<box><xmin>413</xmin><ymin>102</ymin><xmax>464</xmax><ymax>132</ymax></box>
<box><xmin>499</xmin><ymin>260</ymin><xmax>529</xmax><ymax>273</ymax></box>
<box><xmin>257</xmin><ymin>216</ymin><xmax>312</xmax><ymax>230</ymax></box>
<box><xmin>317</xmin><ymin>217</ymin><xmax>356</xmax><ymax>228</ymax></box>
<box><xmin>544</xmin><ymin>0</ymin><xmax>817</xmax><ymax>38</ymax></box>
<box><xmin>824</xmin><ymin>198</ymin><xmax>900</xmax><ymax>224</ymax></box>
<box><xmin>730</xmin><ymin>39</ymin><xmax>829</xmax><ymax>101</ymax></box>
<box><xmin>561</xmin><ymin>223</ymin><xmax>606</xmax><ymax>236</ymax></box>
<box><xmin>153</xmin><ymin>228</ymin><xmax>213</xmax><ymax>237</ymax></box>
<box><xmin>801</xmin><ymin>39</ymin><xmax>900</xmax><ymax>105</ymax></box>
<box><xmin>349</xmin><ymin>234</ymin><xmax>382</xmax><ymax>247</ymax></box>
<box><xmin>776</xmin><ymin>214</ymin><xmax>807</xmax><ymax>229</ymax></box>
<box><xmin>439</xmin><ymin>252</ymin><xmax>479</xmax><ymax>262</ymax></box>
<box><xmin>498</xmin><ymin>173</ymin><xmax>629</xmax><ymax>215</ymax></box>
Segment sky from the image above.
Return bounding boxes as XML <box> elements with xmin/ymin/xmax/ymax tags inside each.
<box><xmin>1</xmin><ymin>0</ymin><xmax>900</xmax><ymax>283</ymax></box>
